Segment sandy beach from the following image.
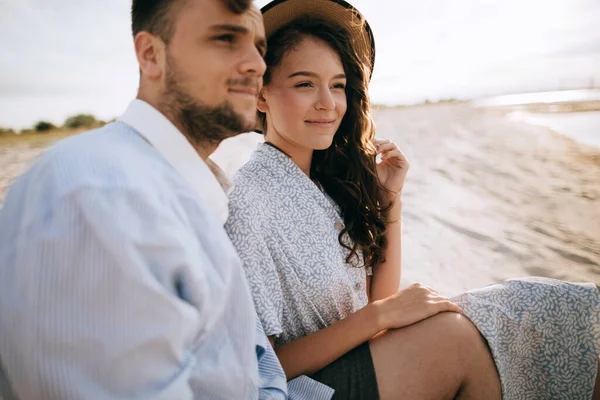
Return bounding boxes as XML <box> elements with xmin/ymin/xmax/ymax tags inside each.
<box><xmin>1</xmin><ymin>103</ymin><xmax>598</xmax><ymax>296</ymax></box>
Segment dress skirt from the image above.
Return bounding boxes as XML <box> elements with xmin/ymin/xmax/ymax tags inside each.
<box><xmin>452</xmin><ymin>277</ymin><xmax>600</xmax><ymax>400</ymax></box>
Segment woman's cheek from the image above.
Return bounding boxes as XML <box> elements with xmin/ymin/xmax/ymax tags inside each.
<box><xmin>335</xmin><ymin>93</ymin><xmax>347</xmax><ymax>117</ymax></box>
<box><xmin>284</xmin><ymin>89</ymin><xmax>307</xmax><ymax>107</ymax></box>
<box><xmin>280</xmin><ymin>90</ymin><xmax>311</xmax><ymax>121</ymax></box>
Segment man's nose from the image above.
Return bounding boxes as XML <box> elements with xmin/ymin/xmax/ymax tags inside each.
<box><xmin>239</xmin><ymin>46</ymin><xmax>267</xmax><ymax>78</ymax></box>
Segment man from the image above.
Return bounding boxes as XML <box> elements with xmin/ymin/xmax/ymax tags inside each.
<box><xmin>0</xmin><ymin>0</ymin><xmax>332</xmax><ymax>399</ymax></box>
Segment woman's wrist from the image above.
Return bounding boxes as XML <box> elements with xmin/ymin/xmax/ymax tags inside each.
<box><xmin>366</xmin><ymin>299</ymin><xmax>388</xmax><ymax>332</ymax></box>
<box><xmin>380</xmin><ymin>187</ymin><xmax>401</xmax><ymax>204</ymax></box>
<box><xmin>386</xmin><ymin>197</ymin><xmax>403</xmax><ymax>222</ymax></box>
<box><xmin>380</xmin><ymin>189</ymin><xmax>399</xmax><ymax>204</ymax></box>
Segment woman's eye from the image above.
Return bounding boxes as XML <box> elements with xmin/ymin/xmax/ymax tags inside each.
<box><xmin>333</xmin><ymin>83</ymin><xmax>346</xmax><ymax>89</ymax></box>
<box><xmin>295</xmin><ymin>82</ymin><xmax>313</xmax><ymax>88</ymax></box>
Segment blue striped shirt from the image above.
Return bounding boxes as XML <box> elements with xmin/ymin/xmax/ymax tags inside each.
<box><xmin>0</xmin><ymin>100</ymin><xmax>333</xmax><ymax>400</ymax></box>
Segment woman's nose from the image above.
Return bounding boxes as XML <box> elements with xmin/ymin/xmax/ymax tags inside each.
<box><xmin>316</xmin><ymin>88</ymin><xmax>336</xmax><ymax>111</ymax></box>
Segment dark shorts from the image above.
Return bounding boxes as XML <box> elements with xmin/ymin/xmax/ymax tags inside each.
<box><xmin>309</xmin><ymin>342</ymin><xmax>379</xmax><ymax>400</ymax></box>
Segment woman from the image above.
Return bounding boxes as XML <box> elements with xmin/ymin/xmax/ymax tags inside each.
<box><xmin>225</xmin><ymin>1</ymin><xmax>600</xmax><ymax>399</ymax></box>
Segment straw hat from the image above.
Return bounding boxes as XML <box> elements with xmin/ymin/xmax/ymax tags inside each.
<box><xmin>256</xmin><ymin>0</ymin><xmax>375</xmax><ymax>133</ymax></box>
<box><xmin>261</xmin><ymin>0</ymin><xmax>375</xmax><ymax>75</ymax></box>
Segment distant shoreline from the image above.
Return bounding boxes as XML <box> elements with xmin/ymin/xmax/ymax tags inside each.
<box><xmin>2</xmin><ymin>95</ymin><xmax>598</xmax><ymax>145</ymax></box>
<box><xmin>0</xmin><ymin>128</ymin><xmax>86</xmax><ymax>145</ymax></box>
<box><xmin>481</xmin><ymin>100</ymin><xmax>600</xmax><ymax>114</ymax></box>
<box><xmin>375</xmin><ymin>99</ymin><xmax>600</xmax><ymax>115</ymax></box>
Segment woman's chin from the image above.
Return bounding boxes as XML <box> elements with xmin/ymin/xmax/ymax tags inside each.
<box><xmin>311</xmin><ymin>136</ymin><xmax>335</xmax><ymax>151</ymax></box>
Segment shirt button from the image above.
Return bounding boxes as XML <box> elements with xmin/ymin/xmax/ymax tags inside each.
<box><xmin>334</xmin><ymin>221</ymin><xmax>344</xmax><ymax>230</ymax></box>
<box><xmin>355</xmin><ymin>282</ymin><xmax>362</xmax><ymax>291</ymax></box>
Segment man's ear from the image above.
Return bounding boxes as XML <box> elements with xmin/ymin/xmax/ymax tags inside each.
<box><xmin>257</xmin><ymin>88</ymin><xmax>269</xmax><ymax>113</ymax></box>
<box><xmin>134</xmin><ymin>32</ymin><xmax>165</xmax><ymax>80</ymax></box>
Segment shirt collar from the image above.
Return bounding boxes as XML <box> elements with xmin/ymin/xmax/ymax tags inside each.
<box><xmin>118</xmin><ymin>99</ymin><xmax>231</xmax><ymax>223</ymax></box>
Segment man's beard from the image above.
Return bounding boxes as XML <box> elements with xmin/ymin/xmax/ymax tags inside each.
<box><xmin>162</xmin><ymin>55</ymin><xmax>255</xmax><ymax>147</ymax></box>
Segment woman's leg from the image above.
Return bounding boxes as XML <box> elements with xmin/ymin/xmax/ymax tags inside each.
<box><xmin>369</xmin><ymin>312</ymin><xmax>501</xmax><ymax>400</ymax></box>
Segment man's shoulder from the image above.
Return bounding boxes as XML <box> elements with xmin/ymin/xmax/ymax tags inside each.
<box><xmin>0</xmin><ymin>122</ymin><xmax>186</xmax><ymax>233</ymax></box>
<box><xmin>33</xmin><ymin>122</ymin><xmax>165</xmax><ymax>187</ymax></box>
<box><xmin>45</xmin><ymin>121</ymin><xmax>153</xmax><ymax>169</ymax></box>
<box><xmin>5</xmin><ymin>122</ymin><xmax>175</xmax><ymax>210</ymax></box>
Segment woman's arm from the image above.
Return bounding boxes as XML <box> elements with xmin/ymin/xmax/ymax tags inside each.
<box><xmin>270</xmin><ymin>302</ymin><xmax>380</xmax><ymax>379</ymax></box>
<box><xmin>270</xmin><ymin>283</ymin><xmax>461</xmax><ymax>379</ymax></box>
<box><xmin>370</xmin><ymin>138</ymin><xmax>409</xmax><ymax>301</ymax></box>
<box><xmin>369</xmin><ymin>197</ymin><xmax>402</xmax><ymax>301</ymax></box>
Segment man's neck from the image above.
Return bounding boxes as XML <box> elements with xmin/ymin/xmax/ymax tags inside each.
<box><xmin>137</xmin><ymin>94</ymin><xmax>218</xmax><ymax>161</ymax></box>
<box><xmin>193</xmin><ymin>142</ymin><xmax>219</xmax><ymax>161</ymax></box>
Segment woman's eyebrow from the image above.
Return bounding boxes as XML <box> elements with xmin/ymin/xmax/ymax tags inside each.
<box><xmin>288</xmin><ymin>71</ymin><xmax>346</xmax><ymax>79</ymax></box>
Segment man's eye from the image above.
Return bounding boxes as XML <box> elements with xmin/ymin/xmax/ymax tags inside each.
<box><xmin>215</xmin><ymin>34</ymin><xmax>235</xmax><ymax>43</ymax></box>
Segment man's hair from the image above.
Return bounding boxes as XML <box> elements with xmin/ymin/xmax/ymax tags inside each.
<box><xmin>131</xmin><ymin>0</ymin><xmax>252</xmax><ymax>43</ymax></box>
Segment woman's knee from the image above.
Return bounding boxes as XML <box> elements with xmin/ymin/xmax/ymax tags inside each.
<box><xmin>371</xmin><ymin>311</ymin><xmax>489</xmax><ymax>369</ymax></box>
<box><xmin>425</xmin><ymin>312</ymin><xmax>489</xmax><ymax>357</ymax></box>
<box><xmin>393</xmin><ymin>311</ymin><xmax>488</xmax><ymax>366</ymax></box>
<box><xmin>369</xmin><ymin>313</ymin><xmax>478</xmax><ymax>398</ymax></box>
<box><xmin>425</xmin><ymin>312</ymin><xmax>481</xmax><ymax>342</ymax></box>
<box><xmin>372</xmin><ymin>312</ymin><xmax>479</xmax><ymax>360</ymax></box>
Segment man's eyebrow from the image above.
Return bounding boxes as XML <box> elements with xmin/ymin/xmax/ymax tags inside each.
<box><xmin>288</xmin><ymin>71</ymin><xmax>347</xmax><ymax>79</ymax></box>
<box><xmin>210</xmin><ymin>24</ymin><xmax>266</xmax><ymax>54</ymax></box>
<box><xmin>209</xmin><ymin>24</ymin><xmax>249</xmax><ymax>34</ymax></box>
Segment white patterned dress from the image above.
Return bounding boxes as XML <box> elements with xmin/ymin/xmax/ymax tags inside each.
<box><xmin>225</xmin><ymin>144</ymin><xmax>370</xmax><ymax>346</ymax></box>
<box><xmin>226</xmin><ymin>143</ymin><xmax>600</xmax><ymax>399</ymax></box>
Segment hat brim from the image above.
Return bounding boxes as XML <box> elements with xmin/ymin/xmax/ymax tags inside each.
<box><xmin>255</xmin><ymin>0</ymin><xmax>375</xmax><ymax>133</ymax></box>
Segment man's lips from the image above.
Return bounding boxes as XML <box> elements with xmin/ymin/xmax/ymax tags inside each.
<box><xmin>229</xmin><ymin>88</ymin><xmax>257</xmax><ymax>96</ymax></box>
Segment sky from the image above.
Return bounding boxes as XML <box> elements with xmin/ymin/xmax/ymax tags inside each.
<box><xmin>1</xmin><ymin>0</ymin><xmax>599</xmax><ymax>129</ymax></box>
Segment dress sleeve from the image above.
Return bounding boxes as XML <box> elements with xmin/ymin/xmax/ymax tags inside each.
<box><xmin>226</xmin><ymin>186</ymin><xmax>285</xmax><ymax>338</ymax></box>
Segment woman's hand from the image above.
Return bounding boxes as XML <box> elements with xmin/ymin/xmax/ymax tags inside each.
<box><xmin>372</xmin><ymin>283</ymin><xmax>462</xmax><ymax>331</ymax></box>
<box><xmin>373</xmin><ymin>138</ymin><xmax>409</xmax><ymax>200</ymax></box>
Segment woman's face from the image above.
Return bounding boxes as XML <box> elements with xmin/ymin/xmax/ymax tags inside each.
<box><xmin>259</xmin><ymin>36</ymin><xmax>347</xmax><ymax>151</ymax></box>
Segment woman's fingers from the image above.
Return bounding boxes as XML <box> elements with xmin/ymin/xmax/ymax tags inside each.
<box><xmin>375</xmin><ymin>143</ymin><xmax>409</xmax><ymax>167</ymax></box>
<box><xmin>432</xmin><ymin>299</ymin><xmax>463</xmax><ymax>314</ymax></box>
<box><xmin>381</xmin><ymin>285</ymin><xmax>462</xmax><ymax>329</ymax></box>
<box><xmin>381</xmin><ymin>149</ymin><xmax>407</xmax><ymax>161</ymax></box>
<box><xmin>373</xmin><ymin>138</ymin><xmax>391</xmax><ymax>147</ymax></box>
<box><xmin>375</xmin><ymin>141</ymin><xmax>397</xmax><ymax>154</ymax></box>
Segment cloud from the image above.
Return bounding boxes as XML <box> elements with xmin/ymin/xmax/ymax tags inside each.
<box><xmin>1</xmin><ymin>0</ymin><xmax>599</xmax><ymax>127</ymax></box>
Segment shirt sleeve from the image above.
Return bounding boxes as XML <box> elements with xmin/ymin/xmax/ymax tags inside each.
<box><xmin>0</xmin><ymin>186</ymin><xmax>215</xmax><ymax>399</ymax></box>
<box><xmin>226</xmin><ymin>188</ymin><xmax>285</xmax><ymax>338</ymax></box>
<box><xmin>255</xmin><ymin>317</ymin><xmax>287</xmax><ymax>400</ymax></box>
<box><xmin>254</xmin><ymin>317</ymin><xmax>334</xmax><ymax>400</ymax></box>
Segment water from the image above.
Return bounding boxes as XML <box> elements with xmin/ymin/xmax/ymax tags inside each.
<box><xmin>475</xmin><ymin>89</ymin><xmax>600</xmax><ymax>148</ymax></box>
<box><xmin>508</xmin><ymin>111</ymin><xmax>600</xmax><ymax>149</ymax></box>
<box><xmin>476</xmin><ymin>89</ymin><xmax>600</xmax><ymax>107</ymax></box>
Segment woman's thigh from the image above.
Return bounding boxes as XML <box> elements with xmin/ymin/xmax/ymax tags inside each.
<box><xmin>369</xmin><ymin>312</ymin><xmax>500</xmax><ymax>400</ymax></box>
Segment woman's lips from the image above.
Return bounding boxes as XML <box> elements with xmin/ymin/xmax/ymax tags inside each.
<box><xmin>305</xmin><ymin>119</ymin><xmax>336</xmax><ymax>127</ymax></box>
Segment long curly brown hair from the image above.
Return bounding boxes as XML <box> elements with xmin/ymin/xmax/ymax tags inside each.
<box><xmin>259</xmin><ymin>16</ymin><xmax>391</xmax><ymax>269</ymax></box>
